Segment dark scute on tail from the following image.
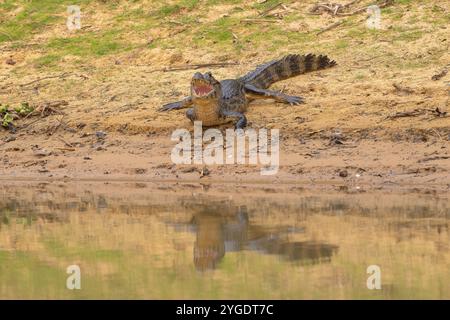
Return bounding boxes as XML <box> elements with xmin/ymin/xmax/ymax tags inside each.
<box><xmin>240</xmin><ymin>54</ymin><xmax>336</xmax><ymax>89</ymax></box>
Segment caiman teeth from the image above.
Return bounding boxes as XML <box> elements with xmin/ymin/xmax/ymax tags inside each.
<box><xmin>193</xmin><ymin>82</ymin><xmax>213</xmax><ymax>96</ymax></box>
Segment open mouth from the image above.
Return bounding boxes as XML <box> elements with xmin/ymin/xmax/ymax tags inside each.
<box><xmin>193</xmin><ymin>80</ymin><xmax>214</xmax><ymax>97</ymax></box>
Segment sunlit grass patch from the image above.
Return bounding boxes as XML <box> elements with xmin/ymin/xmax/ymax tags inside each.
<box><xmin>33</xmin><ymin>54</ymin><xmax>61</xmax><ymax>68</ymax></box>
<box><xmin>252</xmin><ymin>0</ymin><xmax>283</xmax><ymax>11</ymax></box>
<box><xmin>206</xmin><ymin>0</ymin><xmax>243</xmax><ymax>5</ymax></box>
<box><xmin>115</xmin><ymin>7</ymin><xmax>148</xmax><ymax>22</ymax></box>
<box><xmin>154</xmin><ymin>0</ymin><xmax>200</xmax><ymax>18</ymax></box>
<box><xmin>0</xmin><ymin>0</ymin><xmax>93</xmax><ymax>43</ymax></box>
<box><xmin>396</xmin><ymin>0</ymin><xmax>413</xmax><ymax>4</ymax></box>
<box><xmin>392</xmin><ymin>28</ymin><xmax>424</xmax><ymax>42</ymax></box>
<box><xmin>192</xmin><ymin>16</ymin><xmax>238</xmax><ymax>46</ymax></box>
<box><xmin>47</xmin><ymin>29</ymin><xmax>133</xmax><ymax>57</ymax></box>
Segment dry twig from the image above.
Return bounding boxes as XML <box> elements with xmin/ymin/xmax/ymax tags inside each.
<box><xmin>431</xmin><ymin>65</ymin><xmax>449</xmax><ymax>81</ymax></box>
<box><xmin>159</xmin><ymin>62</ymin><xmax>239</xmax><ymax>72</ymax></box>
<box><xmin>19</xmin><ymin>73</ymin><xmax>88</xmax><ymax>88</ymax></box>
<box><xmin>316</xmin><ymin>20</ymin><xmax>344</xmax><ymax>35</ymax></box>
<box><xmin>241</xmin><ymin>18</ymin><xmax>280</xmax><ymax>23</ymax></box>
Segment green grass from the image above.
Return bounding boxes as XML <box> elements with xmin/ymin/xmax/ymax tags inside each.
<box><xmin>1</xmin><ymin>0</ymin><xmax>449</xmax><ymax>70</ymax></box>
<box><xmin>252</xmin><ymin>0</ymin><xmax>282</xmax><ymax>11</ymax></box>
<box><xmin>49</xmin><ymin>33</ymin><xmax>120</xmax><ymax>56</ymax></box>
<box><xmin>0</xmin><ymin>0</ymin><xmax>92</xmax><ymax>43</ymax></box>
<box><xmin>115</xmin><ymin>7</ymin><xmax>148</xmax><ymax>22</ymax></box>
<box><xmin>206</xmin><ymin>0</ymin><xmax>243</xmax><ymax>5</ymax></box>
<box><xmin>34</xmin><ymin>54</ymin><xmax>61</xmax><ymax>68</ymax></box>
<box><xmin>392</xmin><ymin>28</ymin><xmax>424</xmax><ymax>42</ymax></box>
<box><xmin>193</xmin><ymin>16</ymin><xmax>237</xmax><ymax>45</ymax></box>
<box><xmin>154</xmin><ymin>0</ymin><xmax>200</xmax><ymax>18</ymax></box>
<box><xmin>43</xmin><ymin>28</ymin><xmax>136</xmax><ymax>65</ymax></box>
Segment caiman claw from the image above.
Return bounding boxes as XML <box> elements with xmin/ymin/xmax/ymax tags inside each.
<box><xmin>285</xmin><ymin>95</ymin><xmax>304</xmax><ymax>106</ymax></box>
<box><xmin>158</xmin><ymin>101</ymin><xmax>182</xmax><ymax>112</ymax></box>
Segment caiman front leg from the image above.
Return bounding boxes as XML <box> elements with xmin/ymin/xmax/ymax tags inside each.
<box><xmin>221</xmin><ymin>110</ymin><xmax>247</xmax><ymax>129</ymax></box>
<box><xmin>244</xmin><ymin>84</ymin><xmax>304</xmax><ymax>105</ymax></box>
<box><xmin>186</xmin><ymin>108</ymin><xmax>196</xmax><ymax>123</ymax></box>
<box><xmin>159</xmin><ymin>97</ymin><xmax>193</xmax><ymax>112</ymax></box>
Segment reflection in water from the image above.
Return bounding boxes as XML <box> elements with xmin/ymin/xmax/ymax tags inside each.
<box><xmin>187</xmin><ymin>205</ymin><xmax>338</xmax><ymax>271</ymax></box>
<box><xmin>0</xmin><ymin>182</ymin><xmax>449</xmax><ymax>299</ymax></box>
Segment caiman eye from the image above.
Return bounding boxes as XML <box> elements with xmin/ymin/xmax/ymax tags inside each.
<box><xmin>205</xmin><ymin>72</ymin><xmax>212</xmax><ymax>78</ymax></box>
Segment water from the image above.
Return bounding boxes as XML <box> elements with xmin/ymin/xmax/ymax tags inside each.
<box><xmin>0</xmin><ymin>182</ymin><xmax>448</xmax><ymax>299</ymax></box>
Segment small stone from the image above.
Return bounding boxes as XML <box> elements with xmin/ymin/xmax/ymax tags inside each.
<box><xmin>339</xmin><ymin>169</ymin><xmax>348</xmax><ymax>178</ymax></box>
<box><xmin>4</xmin><ymin>136</ymin><xmax>16</xmax><ymax>142</ymax></box>
<box><xmin>6</xmin><ymin>58</ymin><xmax>16</xmax><ymax>65</ymax></box>
<box><xmin>135</xmin><ymin>168</ymin><xmax>147</xmax><ymax>174</ymax></box>
<box><xmin>95</xmin><ymin>131</ymin><xmax>106</xmax><ymax>139</ymax></box>
<box><xmin>33</xmin><ymin>149</ymin><xmax>51</xmax><ymax>157</ymax></box>
<box><xmin>200</xmin><ymin>167</ymin><xmax>210</xmax><ymax>178</ymax></box>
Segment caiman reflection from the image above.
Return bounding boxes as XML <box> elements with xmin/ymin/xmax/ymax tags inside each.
<box><xmin>0</xmin><ymin>182</ymin><xmax>448</xmax><ymax>299</ymax></box>
<box><xmin>182</xmin><ymin>203</ymin><xmax>338</xmax><ymax>271</ymax></box>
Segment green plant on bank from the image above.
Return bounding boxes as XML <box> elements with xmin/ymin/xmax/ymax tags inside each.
<box><xmin>0</xmin><ymin>104</ymin><xmax>13</xmax><ymax>128</ymax></box>
<box><xmin>0</xmin><ymin>102</ymin><xmax>34</xmax><ymax>129</ymax></box>
<box><xmin>15</xmin><ymin>102</ymin><xmax>34</xmax><ymax>116</ymax></box>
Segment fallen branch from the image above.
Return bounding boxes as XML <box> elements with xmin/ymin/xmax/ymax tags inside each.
<box><xmin>419</xmin><ymin>156</ymin><xmax>450</xmax><ymax>163</ymax></box>
<box><xmin>167</xmin><ymin>19</ymin><xmax>184</xmax><ymax>25</ymax></box>
<box><xmin>310</xmin><ymin>3</ymin><xmax>342</xmax><ymax>15</ymax></box>
<box><xmin>241</xmin><ymin>18</ymin><xmax>280</xmax><ymax>23</ymax></box>
<box><xmin>57</xmin><ymin>135</ymin><xmax>74</xmax><ymax>148</ymax></box>
<box><xmin>19</xmin><ymin>73</ymin><xmax>88</xmax><ymax>87</ymax></box>
<box><xmin>431</xmin><ymin>65</ymin><xmax>449</xmax><ymax>81</ymax></box>
<box><xmin>20</xmin><ymin>73</ymin><xmax>70</xmax><ymax>87</ymax></box>
<box><xmin>49</xmin><ymin>115</ymin><xmax>65</xmax><ymax>135</ymax></box>
<box><xmin>55</xmin><ymin>147</ymin><xmax>76</xmax><ymax>152</ymax></box>
<box><xmin>39</xmin><ymin>101</ymin><xmax>67</xmax><ymax>116</ymax></box>
<box><xmin>316</xmin><ymin>20</ymin><xmax>344</xmax><ymax>35</ymax></box>
<box><xmin>310</xmin><ymin>0</ymin><xmax>392</xmax><ymax>17</ymax></box>
<box><xmin>259</xmin><ymin>2</ymin><xmax>286</xmax><ymax>17</ymax></box>
<box><xmin>159</xmin><ymin>62</ymin><xmax>239</xmax><ymax>72</ymax></box>
<box><xmin>23</xmin><ymin>100</ymin><xmax>67</xmax><ymax>120</ymax></box>
<box><xmin>337</xmin><ymin>0</ymin><xmax>394</xmax><ymax>16</ymax></box>
<box><xmin>386</xmin><ymin>108</ymin><xmax>447</xmax><ymax>120</ymax></box>
<box><xmin>309</xmin><ymin>0</ymin><xmax>362</xmax><ymax>16</ymax></box>
<box><xmin>387</xmin><ymin>109</ymin><xmax>424</xmax><ymax>119</ymax></box>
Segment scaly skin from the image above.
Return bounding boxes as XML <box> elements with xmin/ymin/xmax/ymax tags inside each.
<box><xmin>160</xmin><ymin>54</ymin><xmax>336</xmax><ymax>128</ymax></box>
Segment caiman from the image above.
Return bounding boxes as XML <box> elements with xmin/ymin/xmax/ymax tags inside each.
<box><xmin>159</xmin><ymin>54</ymin><xmax>336</xmax><ymax>128</ymax></box>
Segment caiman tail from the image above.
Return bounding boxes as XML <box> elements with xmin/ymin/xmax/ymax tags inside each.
<box><xmin>240</xmin><ymin>54</ymin><xmax>336</xmax><ymax>89</ymax></box>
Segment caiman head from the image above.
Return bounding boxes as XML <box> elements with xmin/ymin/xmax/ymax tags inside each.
<box><xmin>190</xmin><ymin>72</ymin><xmax>221</xmax><ymax>103</ymax></box>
